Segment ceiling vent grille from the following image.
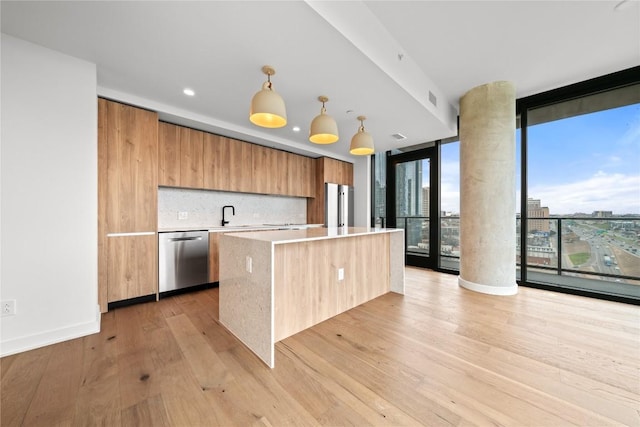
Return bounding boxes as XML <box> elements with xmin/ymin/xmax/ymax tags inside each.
<box><xmin>428</xmin><ymin>91</ymin><xmax>437</xmax><ymax>107</ymax></box>
<box><xmin>391</xmin><ymin>133</ymin><xmax>407</xmax><ymax>141</ymax></box>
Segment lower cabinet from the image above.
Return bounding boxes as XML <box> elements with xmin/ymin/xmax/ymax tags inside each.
<box><xmin>107</xmin><ymin>234</ymin><xmax>158</xmax><ymax>303</ymax></box>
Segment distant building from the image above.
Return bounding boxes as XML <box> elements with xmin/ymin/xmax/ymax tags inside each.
<box><xmin>593</xmin><ymin>210</ymin><xmax>613</xmax><ymax>218</ymax></box>
<box><xmin>422</xmin><ymin>186</ymin><xmax>430</xmax><ymax>217</ymax></box>
<box><xmin>528</xmin><ymin>198</ymin><xmax>550</xmax><ymax>233</ymax></box>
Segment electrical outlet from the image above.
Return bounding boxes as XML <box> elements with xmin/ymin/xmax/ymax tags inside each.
<box><xmin>1</xmin><ymin>300</ymin><xmax>16</xmax><ymax>317</ymax></box>
<box><xmin>178</xmin><ymin>211</ymin><xmax>188</xmax><ymax>220</ymax></box>
<box><xmin>246</xmin><ymin>256</ymin><xmax>252</xmax><ymax>273</ymax></box>
<box><xmin>338</xmin><ymin>268</ymin><xmax>344</xmax><ymax>281</ymax></box>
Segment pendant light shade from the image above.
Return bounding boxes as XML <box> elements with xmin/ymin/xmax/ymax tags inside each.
<box><xmin>349</xmin><ymin>116</ymin><xmax>374</xmax><ymax>155</ymax></box>
<box><xmin>249</xmin><ymin>65</ymin><xmax>287</xmax><ymax>128</ymax></box>
<box><xmin>309</xmin><ymin>96</ymin><xmax>339</xmax><ymax>144</ymax></box>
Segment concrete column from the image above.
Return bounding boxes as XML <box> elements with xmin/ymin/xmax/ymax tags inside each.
<box><xmin>458</xmin><ymin>81</ymin><xmax>517</xmax><ymax>295</ymax></box>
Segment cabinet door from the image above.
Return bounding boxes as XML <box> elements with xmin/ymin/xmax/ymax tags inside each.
<box><xmin>107</xmin><ymin>234</ymin><xmax>157</xmax><ymax>302</ymax></box>
<box><xmin>302</xmin><ymin>156</ymin><xmax>316</xmax><ymax>197</ymax></box>
<box><xmin>229</xmin><ymin>138</ymin><xmax>253</xmax><ymax>192</ymax></box>
<box><xmin>103</xmin><ymin>100</ymin><xmax>158</xmax><ymax>233</ymax></box>
<box><xmin>180</xmin><ymin>127</ymin><xmax>204</xmax><ymax>188</ymax></box>
<box><xmin>341</xmin><ymin>161</ymin><xmax>354</xmax><ymax>186</ymax></box>
<box><xmin>274</xmin><ymin>149</ymin><xmax>287</xmax><ymax>195</ymax></box>
<box><xmin>251</xmin><ymin>144</ymin><xmax>275</xmax><ymax>194</ymax></box>
<box><xmin>158</xmin><ymin>122</ymin><xmax>180</xmax><ymax>187</ymax></box>
<box><xmin>203</xmin><ymin>133</ymin><xmax>230</xmax><ymax>190</ymax></box>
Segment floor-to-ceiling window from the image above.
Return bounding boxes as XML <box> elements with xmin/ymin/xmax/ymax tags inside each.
<box><xmin>519</xmin><ymin>76</ymin><xmax>640</xmax><ymax>301</ymax></box>
<box><xmin>439</xmin><ymin>139</ymin><xmax>460</xmax><ymax>271</ymax></box>
<box><xmin>372</xmin><ymin>66</ymin><xmax>639</xmax><ymax>303</ymax></box>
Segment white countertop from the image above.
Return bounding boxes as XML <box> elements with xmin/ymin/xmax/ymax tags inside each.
<box><xmin>222</xmin><ymin>226</ymin><xmax>402</xmax><ymax>244</ymax></box>
<box><xmin>158</xmin><ymin>224</ymin><xmax>322</xmax><ymax>233</ymax></box>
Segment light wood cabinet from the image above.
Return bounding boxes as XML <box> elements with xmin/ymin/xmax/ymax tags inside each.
<box><xmin>251</xmin><ymin>144</ymin><xmax>277</xmax><ymax>194</ymax></box>
<box><xmin>287</xmin><ymin>153</ymin><xmax>315</xmax><ymax>197</ymax></box>
<box><xmin>158</xmin><ymin>122</ymin><xmax>180</xmax><ymax>186</ymax></box>
<box><xmin>203</xmin><ymin>133</ymin><xmax>230</xmax><ymax>190</ymax></box>
<box><xmin>307</xmin><ymin>157</ymin><xmax>354</xmax><ymax>224</ymax></box>
<box><xmin>203</xmin><ymin>134</ymin><xmax>253</xmax><ymax>192</ymax></box>
<box><xmin>180</xmin><ymin>127</ymin><xmax>204</xmax><ymax>188</ymax></box>
<box><xmin>322</xmin><ymin>156</ymin><xmax>354</xmax><ymax>186</ymax></box>
<box><xmin>98</xmin><ymin>98</ymin><xmax>158</xmax><ymax>311</ymax></box>
<box><xmin>159</xmin><ymin>122</ymin><xmax>204</xmax><ymax>188</ymax></box>
<box><xmin>102</xmin><ymin>99</ymin><xmax>158</xmax><ymax>233</ymax></box>
<box><xmin>229</xmin><ymin>138</ymin><xmax>253</xmax><ymax>192</ymax></box>
<box><xmin>107</xmin><ymin>234</ymin><xmax>157</xmax><ymax>302</ymax></box>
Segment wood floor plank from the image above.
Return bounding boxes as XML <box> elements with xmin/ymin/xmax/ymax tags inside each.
<box><xmin>72</xmin><ymin>310</ymin><xmax>122</xmax><ymax>426</ymax></box>
<box><xmin>165</xmin><ymin>313</ymin><xmax>234</xmax><ymax>390</ymax></box>
<box><xmin>0</xmin><ymin>346</ymin><xmax>52</xmax><ymax>426</ymax></box>
<box><xmin>21</xmin><ymin>338</ymin><xmax>84</xmax><ymax>425</ymax></box>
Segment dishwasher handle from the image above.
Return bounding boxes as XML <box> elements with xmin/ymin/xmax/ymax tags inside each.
<box><xmin>167</xmin><ymin>236</ymin><xmax>203</xmax><ymax>242</ymax></box>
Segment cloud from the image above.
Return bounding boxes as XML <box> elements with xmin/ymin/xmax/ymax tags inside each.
<box><xmin>529</xmin><ymin>171</ymin><xmax>640</xmax><ymax>215</ymax></box>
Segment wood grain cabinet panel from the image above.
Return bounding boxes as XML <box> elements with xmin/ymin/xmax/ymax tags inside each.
<box><xmin>159</xmin><ymin>123</ymin><xmax>204</xmax><ymax>188</ymax></box>
<box><xmin>251</xmin><ymin>144</ymin><xmax>276</xmax><ymax>194</ymax></box>
<box><xmin>205</xmin><ymin>134</ymin><xmax>255</xmax><ymax>193</ymax></box>
<box><xmin>229</xmin><ymin>138</ymin><xmax>253</xmax><ymax>192</ymax></box>
<box><xmin>287</xmin><ymin>153</ymin><xmax>315</xmax><ymax>197</ymax></box>
<box><xmin>158</xmin><ymin>122</ymin><xmax>180</xmax><ymax>186</ymax></box>
<box><xmin>102</xmin><ymin>99</ymin><xmax>158</xmax><ymax>233</ymax></box>
<box><xmin>107</xmin><ymin>234</ymin><xmax>157</xmax><ymax>303</ymax></box>
<box><xmin>98</xmin><ymin>98</ymin><xmax>159</xmax><ymax>311</ymax></box>
<box><xmin>203</xmin><ymin>133</ymin><xmax>230</xmax><ymax>190</ymax></box>
<box><xmin>180</xmin><ymin>127</ymin><xmax>204</xmax><ymax>188</ymax></box>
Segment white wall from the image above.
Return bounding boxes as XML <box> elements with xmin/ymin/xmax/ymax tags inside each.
<box><xmin>0</xmin><ymin>34</ymin><xmax>99</xmax><ymax>356</ymax></box>
<box><xmin>352</xmin><ymin>156</ymin><xmax>371</xmax><ymax>227</ymax></box>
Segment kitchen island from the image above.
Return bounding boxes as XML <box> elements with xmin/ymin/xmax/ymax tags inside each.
<box><xmin>219</xmin><ymin>227</ymin><xmax>404</xmax><ymax>368</ymax></box>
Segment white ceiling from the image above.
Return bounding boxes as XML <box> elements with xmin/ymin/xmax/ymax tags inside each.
<box><xmin>2</xmin><ymin>1</ymin><xmax>639</xmax><ymax>160</ymax></box>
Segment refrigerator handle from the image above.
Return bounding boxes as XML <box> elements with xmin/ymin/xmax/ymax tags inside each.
<box><xmin>337</xmin><ymin>189</ymin><xmax>343</xmax><ymax>227</ymax></box>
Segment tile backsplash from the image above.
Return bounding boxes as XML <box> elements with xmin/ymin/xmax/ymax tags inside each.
<box><xmin>158</xmin><ymin>187</ymin><xmax>308</xmax><ymax>229</ymax></box>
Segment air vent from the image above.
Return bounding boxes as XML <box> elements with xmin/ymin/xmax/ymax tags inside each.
<box><xmin>391</xmin><ymin>133</ymin><xmax>407</xmax><ymax>141</ymax></box>
<box><xmin>428</xmin><ymin>91</ymin><xmax>437</xmax><ymax>107</ymax></box>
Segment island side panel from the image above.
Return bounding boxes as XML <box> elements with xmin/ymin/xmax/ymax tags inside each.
<box><xmin>219</xmin><ymin>234</ymin><xmax>274</xmax><ymax>368</ymax></box>
<box><xmin>273</xmin><ymin>233</ymin><xmax>391</xmax><ymax>342</ymax></box>
<box><xmin>389</xmin><ymin>229</ymin><xmax>405</xmax><ymax>294</ymax></box>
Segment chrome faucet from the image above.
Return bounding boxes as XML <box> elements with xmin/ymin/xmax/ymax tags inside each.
<box><xmin>222</xmin><ymin>205</ymin><xmax>235</xmax><ymax>226</ymax></box>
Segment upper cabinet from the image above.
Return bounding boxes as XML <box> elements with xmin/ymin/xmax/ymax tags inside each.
<box><xmin>203</xmin><ymin>133</ymin><xmax>253</xmax><ymax>193</ymax></box>
<box><xmin>288</xmin><ymin>154</ymin><xmax>315</xmax><ymax>197</ymax></box>
<box><xmin>159</xmin><ymin>122</ymin><xmax>204</xmax><ymax>188</ymax></box>
<box><xmin>99</xmin><ymin>98</ymin><xmax>158</xmax><ymax>233</ymax></box>
<box><xmin>322</xmin><ymin>157</ymin><xmax>354</xmax><ymax>186</ymax></box>
<box><xmin>306</xmin><ymin>157</ymin><xmax>354</xmax><ymax>225</ymax></box>
<box><xmin>148</xmin><ymin>118</ymin><xmax>323</xmax><ymax>198</ymax></box>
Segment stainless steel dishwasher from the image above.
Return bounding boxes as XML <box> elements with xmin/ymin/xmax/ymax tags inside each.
<box><xmin>159</xmin><ymin>230</ymin><xmax>209</xmax><ymax>293</ymax></box>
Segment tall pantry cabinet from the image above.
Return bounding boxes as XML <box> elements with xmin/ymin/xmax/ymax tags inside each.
<box><xmin>98</xmin><ymin>98</ymin><xmax>158</xmax><ymax>312</ymax></box>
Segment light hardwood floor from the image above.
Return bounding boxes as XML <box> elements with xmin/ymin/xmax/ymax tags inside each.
<box><xmin>2</xmin><ymin>267</ymin><xmax>639</xmax><ymax>426</ymax></box>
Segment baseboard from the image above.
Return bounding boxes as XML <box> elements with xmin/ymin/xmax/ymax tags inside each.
<box><xmin>458</xmin><ymin>276</ymin><xmax>518</xmax><ymax>296</ymax></box>
<box><xmin>0</xmin><ymin>304</ymin><xmax>101</xmax><ymax>357</ymax></box>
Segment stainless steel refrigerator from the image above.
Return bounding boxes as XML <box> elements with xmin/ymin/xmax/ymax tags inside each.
<box><xmin>324</xmin><ymin>183</ymin><xmax>354</xmax><ymax>227</ymax></box>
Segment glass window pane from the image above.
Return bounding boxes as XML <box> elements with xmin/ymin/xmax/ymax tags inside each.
<box><xmin>526</xmin><ymin>83</ymin><xmax>640</xmax><ymax>297</ymax></box>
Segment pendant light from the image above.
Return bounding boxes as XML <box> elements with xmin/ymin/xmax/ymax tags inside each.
<box><xmin>249</xmin><ymin>65</ymin><xmax>287</xmax><ymax>128</ymax></box>
<box><xmin>309</xmin><ymin>96</ymin><xmax>339</xmax><ymax>144</ymax></box>
<box><xmin>349</xmin><ymin>115</ymin><xmax>374</xmax><ymax>155</ymax></box>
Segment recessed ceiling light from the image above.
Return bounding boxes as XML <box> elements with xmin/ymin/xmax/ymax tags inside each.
<box><xmin>391</xmin><ymin>133</ymin><xmax>407</xmax><ymax>141</ymax></box>
<box><xmin>183</xmin><ymin>88</ymin><xmax>195</xmax><ymax>96</ymax></box>
<box><xmin>292</xmin><ymin>126</ymin><xmax>301</xmax><ymax>132</ymax></box>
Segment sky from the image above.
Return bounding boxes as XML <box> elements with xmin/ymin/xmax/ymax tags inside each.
<box><xmin>436</xmin><ymin>102</ymin><xmax>640</xmax><ymax>216</ymax></box>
